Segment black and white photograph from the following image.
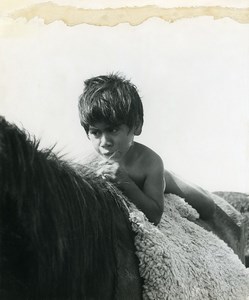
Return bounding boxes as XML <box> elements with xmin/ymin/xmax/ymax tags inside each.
<box><xmin>0</xmin><ymin>1</ymin><xmax>249</xmax><ymax>299</ymax></box>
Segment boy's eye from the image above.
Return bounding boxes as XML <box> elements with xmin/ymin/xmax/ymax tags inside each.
<box><xmin>89</xmin><ymin>130</ymin><xmax>101</xmax><ymax>137</ymax></box>
<box><xmin>109</xmin><ymin>127</ymin><xmax>119</xmax><ymax>133</ymax></box>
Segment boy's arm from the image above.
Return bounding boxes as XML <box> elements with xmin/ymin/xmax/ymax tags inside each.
<box><xmin>119</xmin><ymin>157</ymin><xmax>165</xmax><ymax>225</ymax></box>
<box><xmin>98</xmin><ymin>156</ymin><xmax>165</xmax><ymax>225</ymax></box>
<box><xmin>164</xmin><ymin>169</ymin><xmax>215</xmax><ymax>220</ymax></box>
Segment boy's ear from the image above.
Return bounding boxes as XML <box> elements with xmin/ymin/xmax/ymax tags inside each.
<box><xmin>134</xmin><ymin>123</ymin><xmax>142</xmax><ymax>136</ymax></box>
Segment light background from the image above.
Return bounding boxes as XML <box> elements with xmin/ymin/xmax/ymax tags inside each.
<box><xmin>0</xmin><ymin>2</ymin><xmax>249</xmax><ymax>193</ymax></box>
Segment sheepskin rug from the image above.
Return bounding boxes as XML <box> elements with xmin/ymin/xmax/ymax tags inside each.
<box><xmin>128</xmin><ymin>194</ymin><xmax>249</xmax><ymax>300</ymax></box>
<box><xmin>214</xmin><ymin>191</ymin><xmax>249</xmax><ymax>266</ymax></box>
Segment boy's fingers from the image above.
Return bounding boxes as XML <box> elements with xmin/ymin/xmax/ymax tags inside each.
<box><xmin>96</xmin><ymin>164</ymin><xmax>118</xmax><ymax>177</ymax></box>
<box><xmin>96</xmin><ymin>168</ymin><xmax>104</xmax><ymax>177</ymax></box>
<box><xmin>101</xmin><ymin>163</ymin><xmax>119</xmax><ymax>172</ymax></box>
<box><xmin>100</xmin><ymin>172</ymin><xmax>116</xmax><ymax>181</ymax></box>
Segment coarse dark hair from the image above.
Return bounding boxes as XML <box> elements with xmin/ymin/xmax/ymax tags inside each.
<box><xmin>78</xmin><ymin>73</ymin><xmax>144</xmax><ymax>134</ymax></box>
<box><xmin>0</xmin><ymin>116</ymin><xmax>142</xmax><ymax>299</ymax></box>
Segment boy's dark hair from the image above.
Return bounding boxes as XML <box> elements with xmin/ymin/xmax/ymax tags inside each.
<box><xmin>78</xmin><ymin>73</ymin><xmax>144</xmax><ymax>134</ymax></box>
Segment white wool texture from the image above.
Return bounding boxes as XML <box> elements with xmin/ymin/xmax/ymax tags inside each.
<box><xmin>129</xmin><ymin>194</ymin><xmax>249</xmax><ymax>300</ymax></box>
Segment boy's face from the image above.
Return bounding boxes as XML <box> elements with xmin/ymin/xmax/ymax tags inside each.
<box><xmin>88</xmin><ymin>122</ymin><xmax>135</xmax><ymax>162</ymax></box>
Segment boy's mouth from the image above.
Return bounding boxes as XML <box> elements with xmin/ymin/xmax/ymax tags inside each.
<box><xmin>101</xmin><ymin>151</ymin><xmax>119</xmax><ymax>160</ymax></box>
<box><xmin>102</xmin><ymin>151</ymin><xmax>115</xmax><ymax>157</ymax></box>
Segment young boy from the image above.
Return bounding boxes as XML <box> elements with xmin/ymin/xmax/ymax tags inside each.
<box><xmin>78</xmin><ymin>73</ymin><xmax>215</xmax><ymax>225</ymax></box>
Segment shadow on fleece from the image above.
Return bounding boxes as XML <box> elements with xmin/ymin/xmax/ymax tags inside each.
<box><xmin>129</xmin><ymin>194</ymin><xmax>249</xmax><ymax>300</ymax></box>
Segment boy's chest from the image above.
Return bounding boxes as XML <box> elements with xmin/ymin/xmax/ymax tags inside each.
<box><xmin>125</xmin><ymin>164</ymin><xmax>146</xmax><ymax>189</ymax></box>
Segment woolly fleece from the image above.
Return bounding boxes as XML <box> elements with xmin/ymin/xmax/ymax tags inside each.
<box><xmin>129</xmin><ymin>194</ymin><xmax>249</xmax><ymax>300</ymax></box>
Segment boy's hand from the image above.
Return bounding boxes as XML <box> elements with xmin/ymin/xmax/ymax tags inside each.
<box><xmin>96</xmin><ymin>160</ymin><xmax>130</xmax><ymax>185</ymax></box>
<box><xmin>96</xmin><ymin>160</ymin><xmax>118</xmax><ymax>180</ymax></box>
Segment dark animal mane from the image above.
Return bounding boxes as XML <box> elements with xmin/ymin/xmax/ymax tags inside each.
<box><xmin>0</xmin><ymin>116</ymin><xmax>138</xmax><ymax>299</ymax></box>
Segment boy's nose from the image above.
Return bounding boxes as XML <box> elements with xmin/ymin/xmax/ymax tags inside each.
<box><xmin>100</xmin><ymin>133</ymin><xmax>113</xmax><ymax>148</ymax></box>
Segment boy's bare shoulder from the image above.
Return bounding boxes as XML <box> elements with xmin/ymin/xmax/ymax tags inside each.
<box><xmin>133</xmin><ymin>142</ymin><xmax>164</xmax><ymax>170</ymax></box>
